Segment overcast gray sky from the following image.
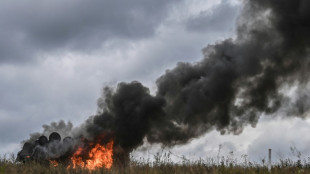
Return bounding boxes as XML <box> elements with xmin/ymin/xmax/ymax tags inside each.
<box><xmin>1</xmin><ymin>0</ymin><xmax>310</xmax><ymax>163</ymax></box>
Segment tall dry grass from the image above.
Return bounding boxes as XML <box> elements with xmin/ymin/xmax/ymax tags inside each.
<box><xmin>1</xmin><ymin>152</ymin><xmax>310</xmax><ymax>174</ymax></box>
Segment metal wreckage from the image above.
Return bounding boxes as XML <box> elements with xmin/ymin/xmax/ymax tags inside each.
<box><xmin>16</xmin><ymin>132</ymin><xmax>73</xmax><ymax>164</ymax></box>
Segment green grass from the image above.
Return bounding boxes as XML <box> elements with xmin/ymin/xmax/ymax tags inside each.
<box><xmin>1</xmin><ymin>153</ymin><xmax>310</xmax><ymax>174</ymax></box>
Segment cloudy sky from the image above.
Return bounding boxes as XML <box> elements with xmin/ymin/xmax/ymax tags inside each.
<box><xmin>1</xmin><ymin>0</ymin><xmax>310</xmax><ymax>163</ymax></box>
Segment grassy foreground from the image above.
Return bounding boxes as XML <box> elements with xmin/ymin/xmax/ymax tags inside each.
<box><xmin>1</xmin><ymin>154</ymin><xmax>310</xmax><ymax>174</ymax></box>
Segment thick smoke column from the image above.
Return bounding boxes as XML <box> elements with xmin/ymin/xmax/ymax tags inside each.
<box><xmin>21</xmin><ymin>0</ymin><xmax>310</xmax><ymax>165</ymax></box>
<box><xmin>86</xmin><ymin>0</ymin><xmax>310</xmax><ymax>150</ymax></box>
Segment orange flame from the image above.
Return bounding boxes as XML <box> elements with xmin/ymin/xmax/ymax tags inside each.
<box><xmin>49</xmin><ymin>160</ymin><xmax>59</xmax><ymax>167</ymax></box>
<box><xmin>69</xmin><ymin>147</ymin><xmax>85</xmax><ymax>169</ymax></box>
<box><xmin>68</xmin><ymin>140</ymin><xmax>114</xmax><ymax>170</ymax></box>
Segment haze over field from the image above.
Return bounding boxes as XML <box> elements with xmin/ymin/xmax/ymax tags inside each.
<box><xmin>1</xmin><ymin>0</ymin><xmax>310</xmax><ymax>163</ymax></box>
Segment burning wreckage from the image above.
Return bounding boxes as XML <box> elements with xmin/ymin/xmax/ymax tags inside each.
<box><xmin>17</xmin><ymin>132</ymin><xmax>116</xmax><ymax>170</ymax></box>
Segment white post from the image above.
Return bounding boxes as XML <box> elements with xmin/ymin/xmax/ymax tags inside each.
<box><xmin>268</xmin><ymin>149</ymin><xmax>272</xmax><ymax>172</ymax></box>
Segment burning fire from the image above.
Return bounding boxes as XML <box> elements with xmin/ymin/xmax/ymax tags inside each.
<box><xmin>68</xmin><ymin>140</ymin><xmax>114</xmax><ymax>170</ymax></box>
<box><xmin>49</xmin><ymin>160</ymin><xmax>59</xmax><ymax>167</ymax></box>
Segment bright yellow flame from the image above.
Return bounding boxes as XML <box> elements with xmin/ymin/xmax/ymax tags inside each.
<box><xmin>69</xmin><ymin>147</ymin><xmax>85</xmax><ymax>169</ymax></box>
<box><xmin>86</xmin><ymin>141</ymin><xmax>114</xmax><ymax>170</ymax></box>
<box><xmin>68</xmin><ymin>140</ymin><xmax>114</xmax><ymax>170</ymax></box>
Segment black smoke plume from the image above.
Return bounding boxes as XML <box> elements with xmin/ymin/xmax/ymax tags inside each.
<box><xmin>87</xmin><ymin>0</ymin><xmax>310</xmax><ymax>148</ymax></box>
<box><xmin>21</xmin><ymin>0</ymin><xmax>310</xmax><ymax>165</ymax></box>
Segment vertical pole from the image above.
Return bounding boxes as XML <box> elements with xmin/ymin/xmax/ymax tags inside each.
<box><xmin>268</xmin><ymin>149</ymin><xmax>272</xmax><ymax>172</ymax></box>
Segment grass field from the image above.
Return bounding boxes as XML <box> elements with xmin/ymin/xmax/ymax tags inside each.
<box><xmin>1</xmin><ymin>153</ymin><xmax>310</xmax><ymax>174</ymax></box>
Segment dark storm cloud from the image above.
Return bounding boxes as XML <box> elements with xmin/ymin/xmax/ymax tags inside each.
<box><xmin>0</xmin><ymin>65</ymin><xmax>99</xmax><ymax>150</ymax></box>
<box><xmin>0</xmin><ymin>0</ymin><xmax>177</xmax><ymax>63</ymax></box>
<box><xmin>186</xmin><ymin>1</ymin><xmax>240</xmax><ymax>33</ymax></box>
<box><xmin>0</xmin><ymin>119</ymin><xmax>34</xmax><ymax>144</ymax></box>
